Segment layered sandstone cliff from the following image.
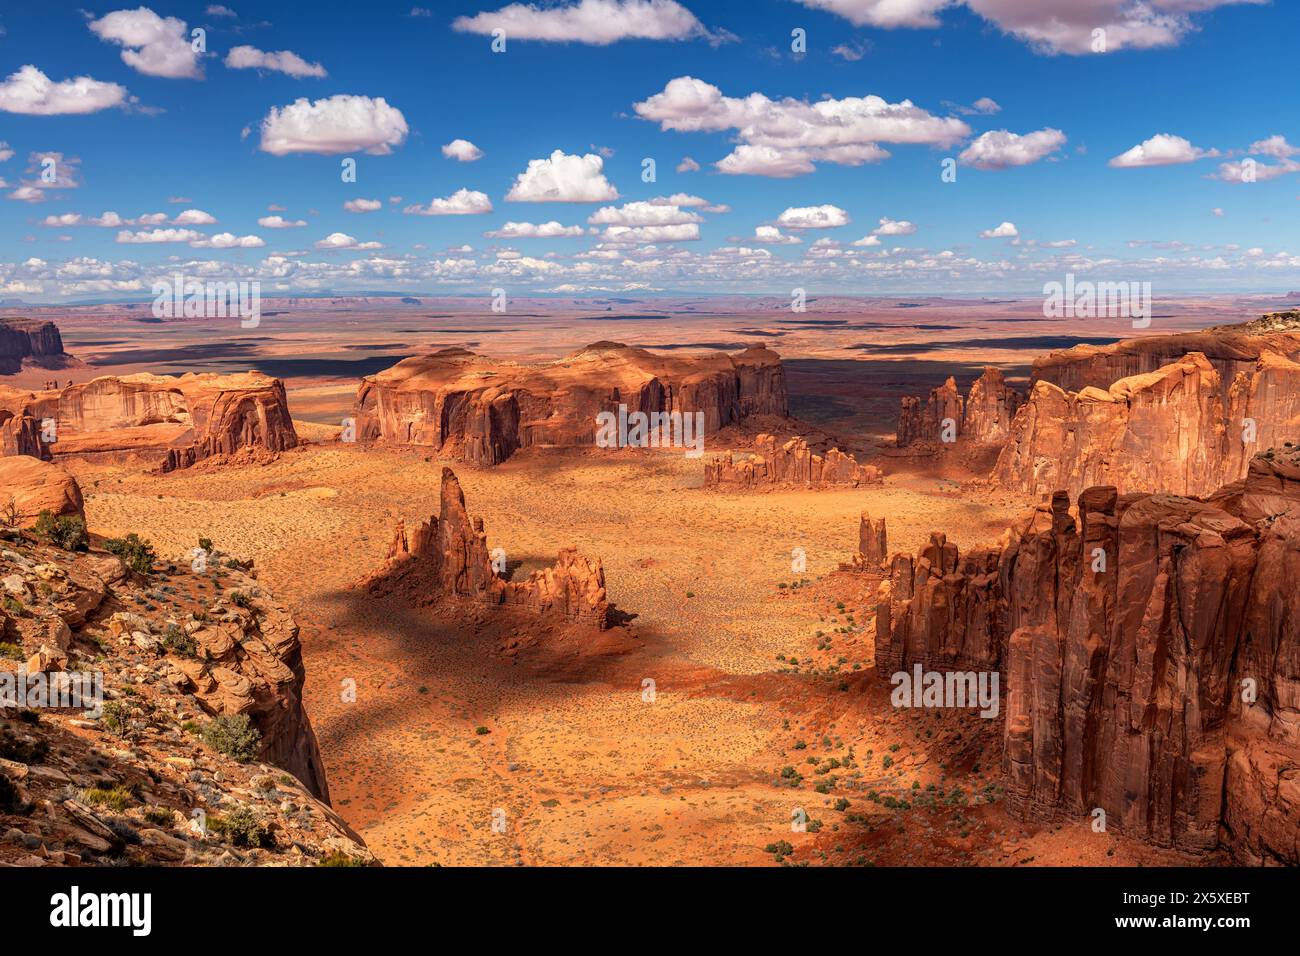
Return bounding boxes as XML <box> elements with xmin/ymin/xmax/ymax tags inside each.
<box><xmin>0</xmin><ymin>318</ymin><xmax>77</xmax><ymax>374</ymax></box>
<box><xmin>873</xmin><ymin>448</ymin><xmax>1300</xmax><ymax>863</ymax></box>
<box><xmin>355</xmin><ymin>342</ymin><xmax>789</xmax><ymax>465</ymax></box>
<box><xmin>1</xmin><ymin>372</ymin><xmax>297</xmax><ymax>471</ymax></box>
<box><xmin>1031</xmin><ymin>312</ymin><xmax>1300</xmax><ymax>394</ymax></box>
<box><xmin>369</xmin><ymin>467</ymin><xmax>610</xmax><ymax>631</ymax></box>
<box><xmin>896</xmin><ymin>368</ymin><xmax>1020</xmax><ymax>449</ymax></box>
<box><xmin>704</xmin><ymin>434</ymin><xmax>881</xmax><ymax>489</ymax></box>
<box><xmin>992</xmin><ymin>350</ymin><xmax>1300</xmax><ymax>498</ymax></box>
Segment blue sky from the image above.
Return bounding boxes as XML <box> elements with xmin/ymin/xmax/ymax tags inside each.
<box><xmin>1</xmin><ymin>0</ymin><xmax>1297</xmax><ymax>300</ymax></box>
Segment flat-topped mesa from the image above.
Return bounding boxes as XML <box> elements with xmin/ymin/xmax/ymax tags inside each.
<box><xmin>991</xmin><ymin>349</ymin><xmax>1300</xmax><ymax>498</ymax></box>
<box><xmin>1031</xmin><ymin>312</ymin><xmax>1300</xmax><ymax>395</ymax></box>
<box><xmin>0</xmin><ymin>318</ymin><xmax>79</xmax><ymax>374</ymax></box>
<box><xmin>1</xmin><ymin>371</ymin><xmax>297</xmax><ymax>470</ymax></box>
<box><xmin>704</xmin><ymin>433</ymin><xmax>882</xmax><ymax>489</ymax></box>
<box><xmin>354</xmin><ymin>342</ymin><xmax>789</xmax><ymax>466</ymax></box>
<box><xmin>841</xmin><ymin>511</ymin><xmax>888</xmax><ymax>573</ymax></box>
<box><xmin>895</xmin><ymin>368</ymin><xmax>1020</xmax><ymax>450</ymax></box>
<box><xmin>160</xmin><ymin>372</ymin><xmax>298</xmax><ymax>472</ymax></box>
<box><xmin>370</xmin><ymin>467</ymin><xmax>610</xmax><ymax>629</ymax></box>
<box><xmin>872</xmin><ymin>450</ymin><xmax>1300</xmax><ymax>863</ymax></box>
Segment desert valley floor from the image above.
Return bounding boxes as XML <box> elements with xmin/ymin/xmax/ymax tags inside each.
<box><xmin>4</xmin><ymin>292</ymin><xmax>1297</xmax><ymax>867</ymax></box>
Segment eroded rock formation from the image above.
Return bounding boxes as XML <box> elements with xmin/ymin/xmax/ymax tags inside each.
<box><xmin>355</xmin><ymin>342</ymin><xmax>788</xmax><ymax>465</ymax></box>
<box><xmin>896</xmin><ymin>368</ymin><xmax>1020</xmax><ymax>449</ymax></box>
<box><xmin>0</xmin><ymin>318</ymin><xmax>77</xmax><ymax>374</ymax></box>
<box><xmin>154</xmin><ymin>578</ymin><xmax>330</xmax><ymax>801</ymax></box>
<box><xmin>896</xmin><ymin>376</ymin><xmax>962</xmax><ymax>448</ymax></box>
<box><xmin>369</xmin><ymin>467</ymin><xmax>610</xmax><ymax>630</ymax></box>
<box><xmin>1</xmin><ymin>372</ymin><xmax>297</xmax><ymax>471</ymax></box>
<box><xmin>704</xmin><ymin>434</ymin><xmax>881</xmax><ymax>489</ymax></box>
<box><xmin>962</xmin><ymin>367</ymin><xmax>1022</xmax><ymax>443</ymax></box>
<box><xmin>992</xmin><ymin>350</ymin><xmax>1300</xmax><ymax>498</ymax></box>
<box><xmin>0</xmin><ymin>538</ymin><xmax>365</xmax><ymax>864</ymax></box>
<box><xmin>873</xmin><ymin>448</ymin><xmax>1300</xmax><ymax>863</ymax></box>
<box><xmin>0</xmin><ymin>455</ymin><xmax>84</xmax><ymax>527</ymax></box>
<box><xmin>843</xmin><ymin>512</ymin><xmax>888</xmax><ymax>573</ymax></box>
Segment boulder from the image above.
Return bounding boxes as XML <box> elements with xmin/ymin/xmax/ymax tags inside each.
<box><xmin>0</xmin><ymin>456</ymin><xmax>84</xmax><ymax>528</ymax></box>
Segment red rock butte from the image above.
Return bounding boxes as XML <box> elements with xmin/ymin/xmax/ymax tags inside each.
<box><xmin>0</xmin><ymin>371</ymin><xmax>297</xmax><ymax>471</ymax></box>
<box><xmin>354</xmin><ymin>342</ymin><xmax>789</xmax><ymax>465</ymax></box>
<box><xmin>0</xmin><ymin>317</ymin><xmax>79</xmax><ymax>374</ymax></box>
<box><xmin>368</xmin><ymin>466</ymin><xmax>612</xmax><ymax>637</ymax></box>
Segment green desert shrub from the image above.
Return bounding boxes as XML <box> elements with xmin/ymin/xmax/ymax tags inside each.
<box><xmin>104</xmin><ymin>533</ymin><xmax>157</xmax><ymax>574</ymax></box>
<box><xmin>32</xmin><ymin>511</ymin><xmax>88</xmax><ymax>551</ymax></box>
<box><xmin>200</xmin><ymin>713</ymin><xmax>261</xmax><ymax>762</ymax></box>
<box><xmin>208</xmin><ymin>806</ymin><xmax>272</xmax><ymax>848</ymax></box>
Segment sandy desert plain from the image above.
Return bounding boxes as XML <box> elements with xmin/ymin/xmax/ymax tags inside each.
<box><xmin>3</xmin><ymin>291</ymin><xmax>1294</xmax><ymax>867</ymax></box>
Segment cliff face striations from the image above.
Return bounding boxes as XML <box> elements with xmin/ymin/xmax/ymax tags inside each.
<box><xmin>992</xmin><ymin>350</ymin><xmax>1300</xmax><ymax>498</ymax></box>
<box><xmin>896</xmin><ymin>368</ymin><xmax>1021</xmax><ymax>450</ymax></box>
<box><xmin>354</xmin><ymin>343</ymin><xmax>789</xmax><ymax>465</ymax></box>
<box><xmin>0</xmin><ymin>372</ymin><xmax>297</xmax><ymax>471</ymax></box>
<box><xmin>0</xmin><ymin>319</ymin><xmax>77</xmax><ymax>374</ymax></box>
<box><xmin>873</xmin><ymin>447</ymin><xmax>1300</xmax><ymax>863</ymax></box>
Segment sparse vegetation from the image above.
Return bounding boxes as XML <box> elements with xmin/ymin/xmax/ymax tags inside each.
<box><xmin>317</xmin><ymin>850</ymin><xmax>365</xmax><ymax>867</ymax></box>
<box><xmin>207</xmin><ymin>805</ymin><xmax>273</xmax><ymax>848</ymax></box>
<box><xmin>81</xmin><ymin>785</ymin><xmax>135</xmax><ymax>811</ymax></box>
<box><xmin>200</xmin><ymin>713</ymin><xmax>261</xmax><ymax>762</ymax></box>
<box><xmin>104</xmin><ymin>533</ymin><xmax>157</xmax><ymax>574</ymax></box>
<box><xmin>99</xmin><ymin>700</ymin><xmax>136</xmax><ymax>738</ymax></box>
<box><xmin>32</xmin><ymin>510</ymin><xmax>88</xmax><ymax>551</ymax></box>
<box><xmin>162</xmin><ymin>623</ymin><xmax>197</xmax><ymax>657</ymax></box>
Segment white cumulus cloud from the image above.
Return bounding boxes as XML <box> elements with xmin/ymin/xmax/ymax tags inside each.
<box><xmin>344</xmin><ymin>198</ymin><xmax>383</xmax><ymax>213</ymax></box>
<box><xmin>635</xmin><ymin>76</ymin><xmax>965</xmax><ymax>178</ymax></box>
<box><xmin>115</xmin><ymin>228</ymin><xmax>204</xmax><ymax>243</ymax></box>
<box><xmin>225</xmin><ymin>46</ymin><xmax>327</xmax><ymax>78</ymax></box>
<box><xmin>403</xmin><ymin>188</ymin><xmax>494</xmax><ymax>216</ymax></box>
<box><xmin>190</xmin><ymin>232</ymin><xmax>265</xmax><ymax>248</ymax></box>
<box><xmin>452</xmin><ymin>0</ymin><xmax>716</xmax><ymax>45</ymax></box>
<box><xmin>172</xmin><ymin>208</ymin><xmax>217</xmax><ymax>225</ymax></box>
<box><xmin>442</xmin><ymin>139</ymin><xmax>484</xmax><ymax>162</ymax></box>
<box><xmin>258</xmin><ymin>215</ymin><xmax>307</xmax><ymax>228</ymax></box>
<box><xmin>89</xmin><ymin>7</ymin><xmax>201</xmax><ymax>79</ymax></box>
<box><xmin>979</xmin><ymin>221</ymin><xmax>1018</xmax><ymax>238</ymax></box>
<box><xmin>873</xmin><ymin>217</ymin><xmax>916</xmax><ymax>235</ymax></box>
<box><xmin>505</xmin><ymin>150</ymin><xmax>619</xmax><ymax>202</ymax></box>
<box><xmin>776</xmin><ymin>205</ymin><xmax>850</xmax><ymax>229</ymax></box>
<box><xmin>1109</xmin><ymin>133</ymin><xmax>1217</xmax><ymax>168</ymax></box>
<box><xmin>259</xmin><ymin>94</ymin><xmax>409</xmax><ymax>155</ymax></box>
<box><xmin>0</xmin><ymin>65</ymin><xmax>128</xmax><ymax>115</ymax></box>
<box><xmin>959</xmin><ymin>128</ymin><xmax>1066</xmax><ymax>169</ymax></box>
<box><xmin>484</xmin><ymin>221</ymin><xmax>585</xmax><ymax>238</ymax></box>
<box><xmin>315</xmin><ymin>232</ymin><xmax>383</xmax><ymax>250</ymax></box>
